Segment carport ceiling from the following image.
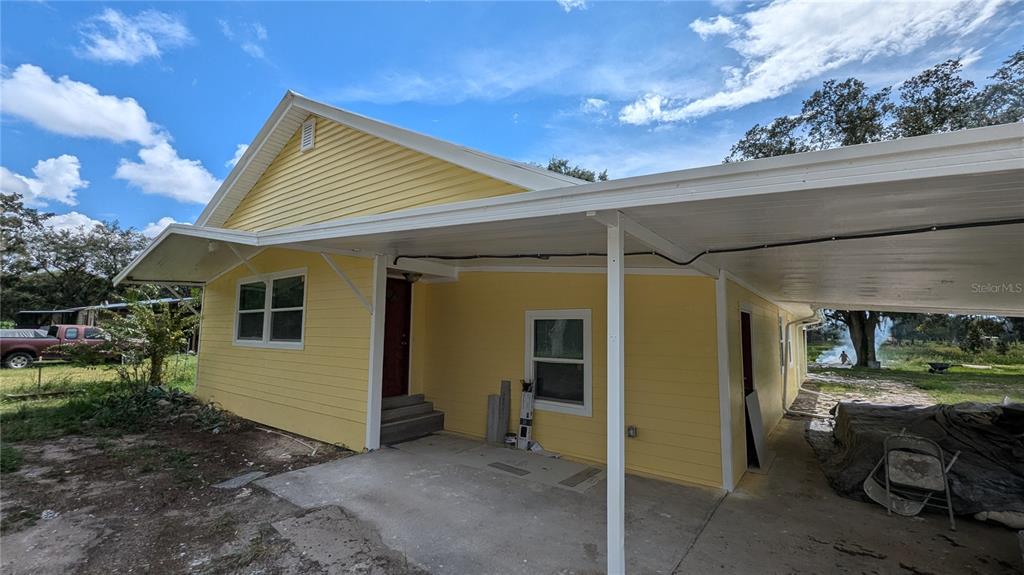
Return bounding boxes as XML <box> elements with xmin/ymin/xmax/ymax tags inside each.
<box><xmin>301</xmin><ymin>169</ymin><xmax>1023</xmax><ymax>315</ymax></box>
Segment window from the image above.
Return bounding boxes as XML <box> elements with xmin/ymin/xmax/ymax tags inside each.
<box><xmin>84</xmin><ymin>328</ymin><xmax>106</xmax><ymax>340</ymax></box>
<box><xmin>525</xmin><ymin>309</ymin><xmax>592</xmax><ymax>417</ymax></box>
<box><xmin>65</xmin><ymin>327</ymin><xmax>79</xmax><ymax>340</ymax></box>
<box><xmin>235</xmin><ymin>270</ymin><xmax>306</xmax><ymax>349</ymax></box>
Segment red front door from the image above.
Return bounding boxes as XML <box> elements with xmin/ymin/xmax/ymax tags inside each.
<box><xmin>382</xmin><ymin>278</ymin><xmax>412</xmax><ymax>398</ymax></box>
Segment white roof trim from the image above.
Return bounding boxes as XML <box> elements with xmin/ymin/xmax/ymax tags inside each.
<box><xmin>113</xmin><ymin>224</ymin><xmax>258</xmax><ymax>286</ymax></box>
<box><xmin>196</xmin><ymin>91</ymin><xmax>585</xmax><ymax>228</ymax></box>
<box><xmin>247</xmin><ymin>122</ymin><xmax>1022</xmax><ymax>245</ymax></box>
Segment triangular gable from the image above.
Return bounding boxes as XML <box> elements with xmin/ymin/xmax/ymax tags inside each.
<box><xmin>222</xmin><ymin>116</ymin><xmax>529</xmax><ymax>231</ymax></box>
<box><xmin>198</xmin><ymin>92</ymin><xmax>583</xmax><ymax>230</ymax></box>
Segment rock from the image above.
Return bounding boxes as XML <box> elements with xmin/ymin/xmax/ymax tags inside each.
<box><xmin>156</xmin><ymin>399</ymin><xmax>171</xmax><ymax>407</ymax></box>
<box><xmin>41</xmin><ymin>509</ymin><xmax>60</xmax><ymax>520</ymax></box>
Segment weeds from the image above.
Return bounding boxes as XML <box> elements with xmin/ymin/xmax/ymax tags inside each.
<box><xmin>0</xmin><ymin>445</ymin><xmax>23</xmax><ymax>473</ymax></box>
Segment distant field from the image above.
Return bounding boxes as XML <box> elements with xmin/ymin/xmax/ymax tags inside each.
<box><xmin>806</xmin><ymin>340</ymin><xmax>1024</xmax><ymax>404</ymax></box>
<box><xmin>0</xmin><ymin>354</ymin><xmax>196</xmax><ymax>396</ymax></box>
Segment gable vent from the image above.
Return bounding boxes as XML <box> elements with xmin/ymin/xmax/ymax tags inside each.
<box><xmin>300</xmin><ymin>118</ymin><xmax>316</xmax><ymax>152</ymax></box>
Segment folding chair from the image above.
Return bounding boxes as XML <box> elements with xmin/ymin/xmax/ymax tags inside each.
<box><xmin>863</xmin><ymin>431</ymin><xmax>960</xmax><ymax>530</ymax></box>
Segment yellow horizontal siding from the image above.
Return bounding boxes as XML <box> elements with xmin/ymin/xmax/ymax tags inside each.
<box><xmin>195</xmin><ymin>248</ymin><xmax>372</xmax><ymax>450</ymax></box>
<box><xmin>724</xmin><ymin>280</ymin><xmax>805</xmax><ymax>487</ymax></box>
<box><xmin>223</xmin><ymin>118</ymin><xmax>526</xmax><ymax>231</ymax></box>
<box><xmin>410</xmin><ymin>272</ymin><xmax>722</xmax><ymax>488</ymax></box>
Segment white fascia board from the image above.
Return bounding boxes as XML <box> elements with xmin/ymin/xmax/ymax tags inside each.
<box><xmin>251</xmin><ymin>123</ymin><xmax>1022</xmax><ymax>247</ymax></box>
<box><xmin>113</xmin><ymin>224</ymin><xmax>260</xmax><ymax>286</ymax></box>
<box><xmin>196</xmin><ymin>92</ymin><xmax>297</xmax><ymax>227</ymax></box>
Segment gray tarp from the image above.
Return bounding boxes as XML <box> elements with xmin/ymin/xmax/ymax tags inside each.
<box><xmin>808</xmin><ymin>402</ymin><xmax>1024</xmax><ymax>515</ymax></box>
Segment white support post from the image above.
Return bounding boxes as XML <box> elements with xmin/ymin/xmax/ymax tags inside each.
<box><xmin>715</xmin><ymin>273</ymin><xmax>735</xmax><ymax>491</ymax></box>
<box><xmin>606</xmin><ymin>213</ymin><xmax>626</xmax><ymax>575</ymax></box>
<box><xmin>364</xmin><ymin>254</ymin><xmax>388</xmax><ymax>451</ymax></box>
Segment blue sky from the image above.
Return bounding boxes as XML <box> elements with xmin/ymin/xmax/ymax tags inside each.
<box><xmin>1</xmin><ymin>1</ymin><xmax>1021</xmax><ymax>236</ymax></box>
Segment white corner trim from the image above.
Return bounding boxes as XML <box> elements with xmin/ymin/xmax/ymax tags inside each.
<box><xmin>716</xmin><ymin>274</ymin><xmax>735</xmax><ymax>491</ymax></box>
<box><xmin>364</xmin><ymin>254</ymin><xmax>388</xmax><ymax>451</ymax></box>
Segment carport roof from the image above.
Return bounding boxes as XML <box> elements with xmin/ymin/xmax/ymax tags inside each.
<box><xmin>117</xmin><ymin>123</ymin><xmax>1024</xmax><ymax>315</ymax></box>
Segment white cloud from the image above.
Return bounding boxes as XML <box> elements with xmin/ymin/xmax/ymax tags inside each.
<box><xmin>618</xmin><ymin>94</ymin><xmax>668</xmax><ymax>126</ymax></box>
<box><xmin>220</xmin><ymin>19</ymin><xmax>269</xmax><ymax>60</ymax></box>
<box><xmin>1</xmin><ymin>64</ymin><xmax>164</xmax><ymax>145</ymax></box>
<box><xmin>241</xmin><ymin>42</ymin><xmax>265</xmax><ymax>59</ymax></box>
<box><xmin>331</xmin><ymin>41</ymin><xmax>710</xmax><ymax>106</ymax></box>
<box><xmin>226</xmin><ymin>144</ymin><xmax>249</xmax><ymax>168</ymax></box>
<box><xmin>45</xmin><ymin>212</ymin><xmax>103</xmax><ymax>232</ymax></box>
<box><xmin>78</xmin><ymin>8</ymin><xmax>193</xmax><ymax>64</ymax></box>
<box><xmin>689</xmin><ymin>15</ymin><xmax>738</xmax><ymax>40</ymax></box>
<box><xmin>1</xmin><ymin>156</ymin><xmax>88</xmax><ymax>207</ymax></box>
<box><xmin>556</xmin><ymin>0</ymin><xmax>587</xmax><ymax>13</ymax></box>
<box><xmin>621</xmin><ymin>0</ymin><xmax>1010</xmax><ymax>124</ymax></box>
<box><xmin>2</xmin><ymin>64</ymin><xmax>222</xmax><ymax>205</ymax></box>
<box><xmin>115</xmin><ymin>142</ymin><xmax>221</xmax><ymax>204</ymax></box>
<box><xmin>580</xmin><ymin>98</ymin><xmax>609</xmax><ymax>115</ymax></box>
<box><xmin>141</xmin><ymin>216</ymin><xmax>182</xmax><ymax>238</ymax></box>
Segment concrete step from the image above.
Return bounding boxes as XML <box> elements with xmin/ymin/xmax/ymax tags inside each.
<box><xmin>381</xmin><ymin>394</ymin><xmax>425</xmax><ymax>410</ymax></box>
<box><xmin>382</xmin><ymin>401</ymin><xmax>434</xmax><ymax>423</ymax></box>
<box><xmin>381</xmin><ymin>411</ymin><xmax>444</xmax><ymax>445</ymax></box>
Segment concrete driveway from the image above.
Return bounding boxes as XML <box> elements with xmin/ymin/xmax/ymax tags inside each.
<box><xmin>257</xmin><ymin>422</ymin><xmax>1021</xmax><ymax>574</ymax></box>
<box><xmin>257</xmin><ymin>434</ymin><xmax>723</xmax><ymax>574</ymax></box>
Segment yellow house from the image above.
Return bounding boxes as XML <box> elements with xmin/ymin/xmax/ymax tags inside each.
<box><xmin>116</xmin><ymin>92</ymin><xmax>1023</xmax><ymax>572</ymax></box>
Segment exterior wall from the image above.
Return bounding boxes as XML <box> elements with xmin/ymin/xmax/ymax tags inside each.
<box><xmin>410</xmin><ymin>271</ymin><xmax>722</xmax><ymax>487</ymax></box>
<box><xmin>723</xmin><ymin>279</ymin><xmax>806</xmax><ymax>487</ymax></box>
<box><xmin>223</xmin><ymin>117</ymin><xmax>526</xmax><ymax>231</ymax></box>
<box><xmin>196</xmin><ymin>248</ymin><xmax>373</xmax><ymax>450</ymax></box>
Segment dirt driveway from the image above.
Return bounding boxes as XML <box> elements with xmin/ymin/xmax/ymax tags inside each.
<box><xmin>791</xmin><ymin>369</ymin><xmax>935</xmax><ymax>416</ymax></box>
<box><xmin>0</xmin><ymin>422</ymin><xmax>423</xmax><ymax>575</ymax></box>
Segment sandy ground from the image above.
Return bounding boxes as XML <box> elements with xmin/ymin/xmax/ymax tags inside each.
<box><xmin>0</xmin><ymin>422</ymin><xmax>424</xmax><ymax>575</ymax></box>
<box><xmin>791</xmin><ymin>370</ymin><xmax>935</xmax><ymax>417</ymax></box>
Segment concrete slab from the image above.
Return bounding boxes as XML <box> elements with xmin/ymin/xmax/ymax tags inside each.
<box><xmin>257</xmin><ymin>440</ymin><xmax>722</xmax><ymax>574</ymax></box>
<box><xmin>392</xmin><ymin>434</ymin><xmax>605</xmax><ymax>493</ymax></box>
<box><xmin>677</xmin><ymin>417</ymin><xmax>1022</xmax><ymax>575</ymax></box>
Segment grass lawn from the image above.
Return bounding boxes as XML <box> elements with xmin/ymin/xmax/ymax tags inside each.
<box><xmin>879</xmin><ymin>341</ymin><xmax>1024</xmax><ymax>373</ymax></box>
<box><xmin>0</xmin><ymin>355</ymin><xmax>197</xmax><ymax>443</ymax></box>
<box><xmin>809</xmin><ymin>365</ymin><xmax>1024</xmax><ymax>404</ymax></box>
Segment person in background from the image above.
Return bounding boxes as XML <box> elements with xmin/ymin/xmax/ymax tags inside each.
<box><xmin>840</xmin><ymin>350</ymin><xmax>850</xmax><ymax>365</ymax></box>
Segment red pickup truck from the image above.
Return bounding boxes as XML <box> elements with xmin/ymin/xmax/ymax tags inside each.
<box><xmin>0</xmin><ymin>325</ymin><xmax>107</xmax><ymax>369</ymax></box>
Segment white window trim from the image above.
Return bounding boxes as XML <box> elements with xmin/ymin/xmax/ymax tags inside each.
<box><xmin>524</xmin><ymin>309</ymin><xmax>592</xmax><ymax>417</ymax></box>
<box><xmin>234</xmin><ymin>267</ymin><xmax>307</xmax><ymax>350</ymax></box>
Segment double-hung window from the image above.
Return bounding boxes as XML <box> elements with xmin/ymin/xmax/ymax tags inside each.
<box><xmin>525</xmin><ymin>309</ymin><xmax>592</xmax><ymax>417</ymax></box>
<box><xmin>235</xmin><ymin>269</ymin><xmax>306</xmax><ymax>349</ymax></box>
